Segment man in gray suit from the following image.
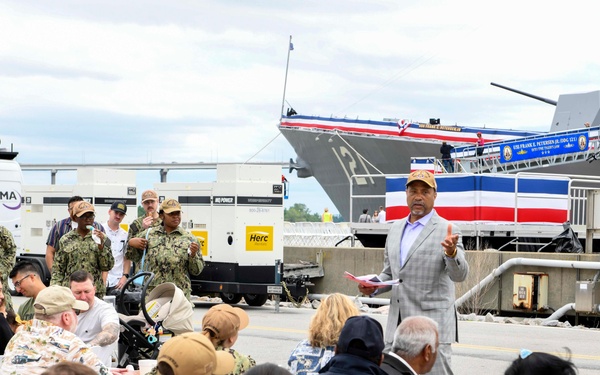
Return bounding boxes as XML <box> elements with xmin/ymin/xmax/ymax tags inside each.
<box><xmin>359</xmin><ymin>170</ymin><xmax>469</xmax><ymax>375</ymax></box>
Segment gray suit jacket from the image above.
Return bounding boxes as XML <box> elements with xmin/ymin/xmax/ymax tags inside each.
<box><xmin>377</xmin><ymin>210</ymin><xmax>469</xmax><ymax>345</ymax></box>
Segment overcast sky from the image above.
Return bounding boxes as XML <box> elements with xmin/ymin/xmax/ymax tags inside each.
<box><xmin>2</xmin><ymin>0</ymin><xmax>599</xmax><ymax>216</ymax></box>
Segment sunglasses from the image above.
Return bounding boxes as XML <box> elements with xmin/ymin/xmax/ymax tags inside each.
<box><xmin>73</xmin><ymin>309</ymin><xmax>81</xmax><ymax>316</ymax></box>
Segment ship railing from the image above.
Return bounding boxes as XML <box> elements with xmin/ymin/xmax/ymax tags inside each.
<box><xmin>453</xmin><ymin>126</ymin><xmax>600</xmax><ymax>174</ymax></box>
<box><xmin>283</xmin><ymin>222</ymin><xmax>359</xmax><ymax>247</ymax></box>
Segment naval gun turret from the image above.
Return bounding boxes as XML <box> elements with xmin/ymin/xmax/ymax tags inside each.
<box><xmin>491</xmin><ymin>82</ymin><xmax>600</xmax><ymax>131</ymax></box>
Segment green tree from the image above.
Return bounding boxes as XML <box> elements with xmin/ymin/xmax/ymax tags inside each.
<box><xmin>284</xmin><ymin>203</ymin><xmax>320</xmax><ymax>222</ymax></box>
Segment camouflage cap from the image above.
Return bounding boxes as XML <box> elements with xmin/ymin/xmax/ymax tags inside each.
<box><xmin>160</xmin><ymin>198</ymin><xmax>181</xmax><ymax>214</ymax></box>
<box><xmin>406</xmin><ymin>170</ymin><xmax>437</xmax><ymax>189</ymax></box>
<box><xmin>34</xmin><ymin>285</ymin><xmax>89</xmax><ymax>315</ymax></box>
<box><xmin>141</xmin><ymin>189</ymin><xmax>159</xmax><ymax>203</ymax></box>
<box><xmin>72</xmin><ymin>201</ymin><xmax>95</xmax><ymax>217</ymax></box>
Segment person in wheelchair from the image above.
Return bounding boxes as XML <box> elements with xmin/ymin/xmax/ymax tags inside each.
<box><xmin>202</xmin><ymin>304</ymin><xmax>256</xmax><ymax>375</ymax></box>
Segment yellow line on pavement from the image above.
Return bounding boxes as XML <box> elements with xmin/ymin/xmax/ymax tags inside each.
<box><xmin>454</xmin><ymin>343</ymin><xmax>600</xmax><ymax>361</ymax></box>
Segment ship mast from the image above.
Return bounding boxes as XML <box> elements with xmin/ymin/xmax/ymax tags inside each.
<box><xmin>280</xmin><ymin>35</ymin><xmax>293</xmax><ymax>117</ymax></box>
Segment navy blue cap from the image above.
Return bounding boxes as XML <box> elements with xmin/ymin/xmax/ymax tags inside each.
<box><xmin>337</xmin><ymin>316</ymin><xmax>384</xmax><ymax>358</ymax></box>
<box><xmin>110</xmin><ymin>201</ymin><xmax>127</xmax><ymax>214</ymax></box>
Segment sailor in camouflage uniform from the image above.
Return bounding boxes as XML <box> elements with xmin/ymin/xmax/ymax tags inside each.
<box><xmin>126</xmin><ymin>198</ymin><xmax>204</xmax><ymax>299</ymax></box>
<box><xmin>0</xmin><ymin>225</ymin><xmax>16</xmax><ymax>310</ymax></box>
<box><xmin>126</xmin><ymin>189</ymin><xmax>163</xmax><ymax>256</ymax></box>
<box><xmin>51</xmin><ymin>202</ymin><xmax>113</xmax><ymax>299</ymax></box>
<box><xmin>202</xmin><ymin>304</ymin><xmax>256</xmax><ymax>375</ymax></box>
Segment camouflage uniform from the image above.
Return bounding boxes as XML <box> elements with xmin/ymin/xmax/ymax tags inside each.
<box><xmin>126</xmin><ymin>225</ymin><xmax>204</xmax><ymax>299</ymax></box>
<box><xmin>0</xmin><ymin>226</ymin><xmax>16</xmax><ymax>310</ymax></box>
<box><xmin>0</xmin><ymin>319</ymin><xmax>110</xmax><ymax>375</ymax></box>
<box><xmin>216</xmin><ymin>346</ymin><xmax>256</xmax><ymax>375</ymax></box>
<box><xmin>51</xmin><ymin>230</ymin><xmax>114</xmax><ymax>298</ymax></box>
<box><xmin>127</xmin><ymin>215</ymin><xmax>162</xmax><ymax>245</ymax></box>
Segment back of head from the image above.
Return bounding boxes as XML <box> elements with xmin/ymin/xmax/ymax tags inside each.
<box><xmin>245</xmin><ymin>363</ymin><xmax>293</xmax><ymax>375</ymax></box>
<box><xmin>41</xmin><ymin>362</ymin><xmax>97</xmax><ymax>375</ymax></box>
<box><xmin>504</xmin><ymin>351</ymin><xmax>577</xmax><ymax>375</ymax></box>
<box><xmin>157</xmin><ymin>332</ymin><xmax>235</xmax><ymax>375</ymax></box>
<box><xmin>336</xmin><ymin>315</ymin><xmax>384</xmax><ymax>364</ymax></box>
<box><xmin>391</xmin><ymin>316</ymin><xmax>439</xmax><ymax>359</ymax></box>
<box><xmin>309</xmin><ymin>293</ymin><xmax>360</xmax><ymax>348</ymax></box>
<box><xmin>202</xmin><ymin>304</ymin><xmax>249</xmax><ymax>345</ymax></box>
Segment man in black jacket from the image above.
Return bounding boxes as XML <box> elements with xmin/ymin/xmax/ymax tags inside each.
<box><xmin>381</xmin><ymin>316</ymin><xmax>439</xmax><ymax>375</ymax></box>
<box><xmin>319</xmin><ymin>316</ymin><xmax>388</xmax><ymax>375</ymax></box>
<box><xmin>440</xmin><ymin>142</ymin><xmax>454</xmax><ymax>173</ymax></box>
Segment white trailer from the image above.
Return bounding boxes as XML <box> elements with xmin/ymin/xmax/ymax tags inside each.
<box><xmin>15</xmin><ymin>163</ymin><xmax>308</xmax><ymax>304</ymax></box>
<box><xmin>19</xmin><ymin>168</ymin><xmax>137</xmax><ymax>284</ymax></box>
<box><xmin>155</xmin><ymin>164</ymin><xmax>307</xmax><ymax>306</ymax></box>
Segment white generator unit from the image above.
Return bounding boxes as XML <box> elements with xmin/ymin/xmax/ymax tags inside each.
<box><xmin>155</xmin><ymin>164</ymin><xmax>305</xmax><ymax>306</ymax></box>
<box><xmin>19</xmin><ymin>168</ymin><xmax>137</xmax><ymax>283</ymax></box>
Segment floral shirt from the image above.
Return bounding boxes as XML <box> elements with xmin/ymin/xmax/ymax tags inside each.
<box><xmin>287</xmin><ymin>339</ymin><xmax>335</xmax><ymax>375</ymax></box>
<box><xmin>0</xmin><ymin>319</ymin><xmax>110</xmax><ymax>375</ymax></box>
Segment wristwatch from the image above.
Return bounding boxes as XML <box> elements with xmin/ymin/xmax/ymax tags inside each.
<box><xmin>123</xmin><ymin>273</ymin><xmax>130</xmax><ymax>278</ymax></box>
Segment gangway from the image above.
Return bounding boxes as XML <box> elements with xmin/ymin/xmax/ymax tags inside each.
<box><xmin>451</xmin><ymin>126</ymin><xmax>600</xmax><ymax>174</ymax></box>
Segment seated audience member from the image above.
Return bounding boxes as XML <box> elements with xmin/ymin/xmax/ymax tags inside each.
<box><xmin>318</xmin><ymin>315</ymin><xmax>387</xmax><ymax>375</ymax></box>
<box><xmin>202</xmin><ymin>304</ymin><xmax>256</xmax><ymax>374</ymax></box>
<box><xmin>0</xmin><ymin>285</ymin><xmax>110</xmax><ymax>374</ymax></box>
<box><xmin>0</xmin><ymin>279</ymin><xmax>14</xmax><ymax>355</ymax></box>
<box><xmin>504</xmin><ymin>349</ymin><xmax>577</xmax><ymax>375</ymax></box>
<box><xmin>247</xmin><ymin>363</ymin><xmax>293</xmax><ymax>375</ymax></box>
<box><xmin>41</xmin><ymin>362</ymin><xmax>98</xmax><ymax>375</ymax></box>
<box><xmin>70</xmin><ymin>270</ymin><xmax>120</xmax><ymax>366</ymax></box>
<box><xmin>157</xmin><ymin>332</ymin><xmax>235</xmax><ymax>375</ymax></box>
<box><xmin>288</xmin><ymin>293</ymin><xmax>360</xmax><ymax>374</ymax></box>
<box><xmin>381</xmin><ymin>316</ymin><xmax>439</xmax><ymax>375</ymax></box>
<box><xmin>9</xmin><ymin>260</ymin><xmax>47</xmax><ymax>321</ymax></box>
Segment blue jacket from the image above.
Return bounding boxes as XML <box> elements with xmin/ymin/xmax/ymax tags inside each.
<box><xmin>318</xmin><ymin>353</ymin><xmax>388</xmax><ymax>375</ymax></box>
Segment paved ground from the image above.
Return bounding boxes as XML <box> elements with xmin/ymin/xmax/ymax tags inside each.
<box><xmin>12</xmin><ymin>297</ymin><xmax>600</xmax><ymax>374</ymax></box>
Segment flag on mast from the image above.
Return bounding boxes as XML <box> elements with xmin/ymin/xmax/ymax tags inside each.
<box><xmin>289</xmin><ymin>42</ymin><xmax>294</xmax><ymax>51</ymax></box>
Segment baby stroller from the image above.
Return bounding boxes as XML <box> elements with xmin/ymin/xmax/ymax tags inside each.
<box><xmin>116</xmin><ymin>272</ymin><xmax>194</xmax><ymax>369</ymax></box>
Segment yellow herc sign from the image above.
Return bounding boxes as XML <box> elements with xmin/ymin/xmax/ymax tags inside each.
<box><xmin>191</xmin><ymin>230</ymin><xmax>209</xmax><ymax>257</ymax></box>
<box><xmin>245</xmin><ymin>226</ymin><xmax>273</xmax><ymax>251</ymax></box>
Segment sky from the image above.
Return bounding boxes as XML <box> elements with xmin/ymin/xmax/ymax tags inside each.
<box><xmin>2</xmin><ymin>0</ymin><xmax>600</xmax><ymax>217</ymax></box>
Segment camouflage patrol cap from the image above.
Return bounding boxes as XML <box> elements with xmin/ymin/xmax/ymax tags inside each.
<box><xmin>141</xmin><ymin>189</ymin><xmax>159</xmax><ymax>203</ymax></box>
<box><xmin>406</xmin><ymin>170</ymin><xmax>437</xmax><ymax>189</ymax></box>
<box><xmin>72</xmin><ymin>201</ymin><xmax>95</xmax><ymax>217</ymax></box>
<box><xmin>160</xmin><ymin>198</ymin><xmax>181</xmax><ymax>214</ymax></box>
